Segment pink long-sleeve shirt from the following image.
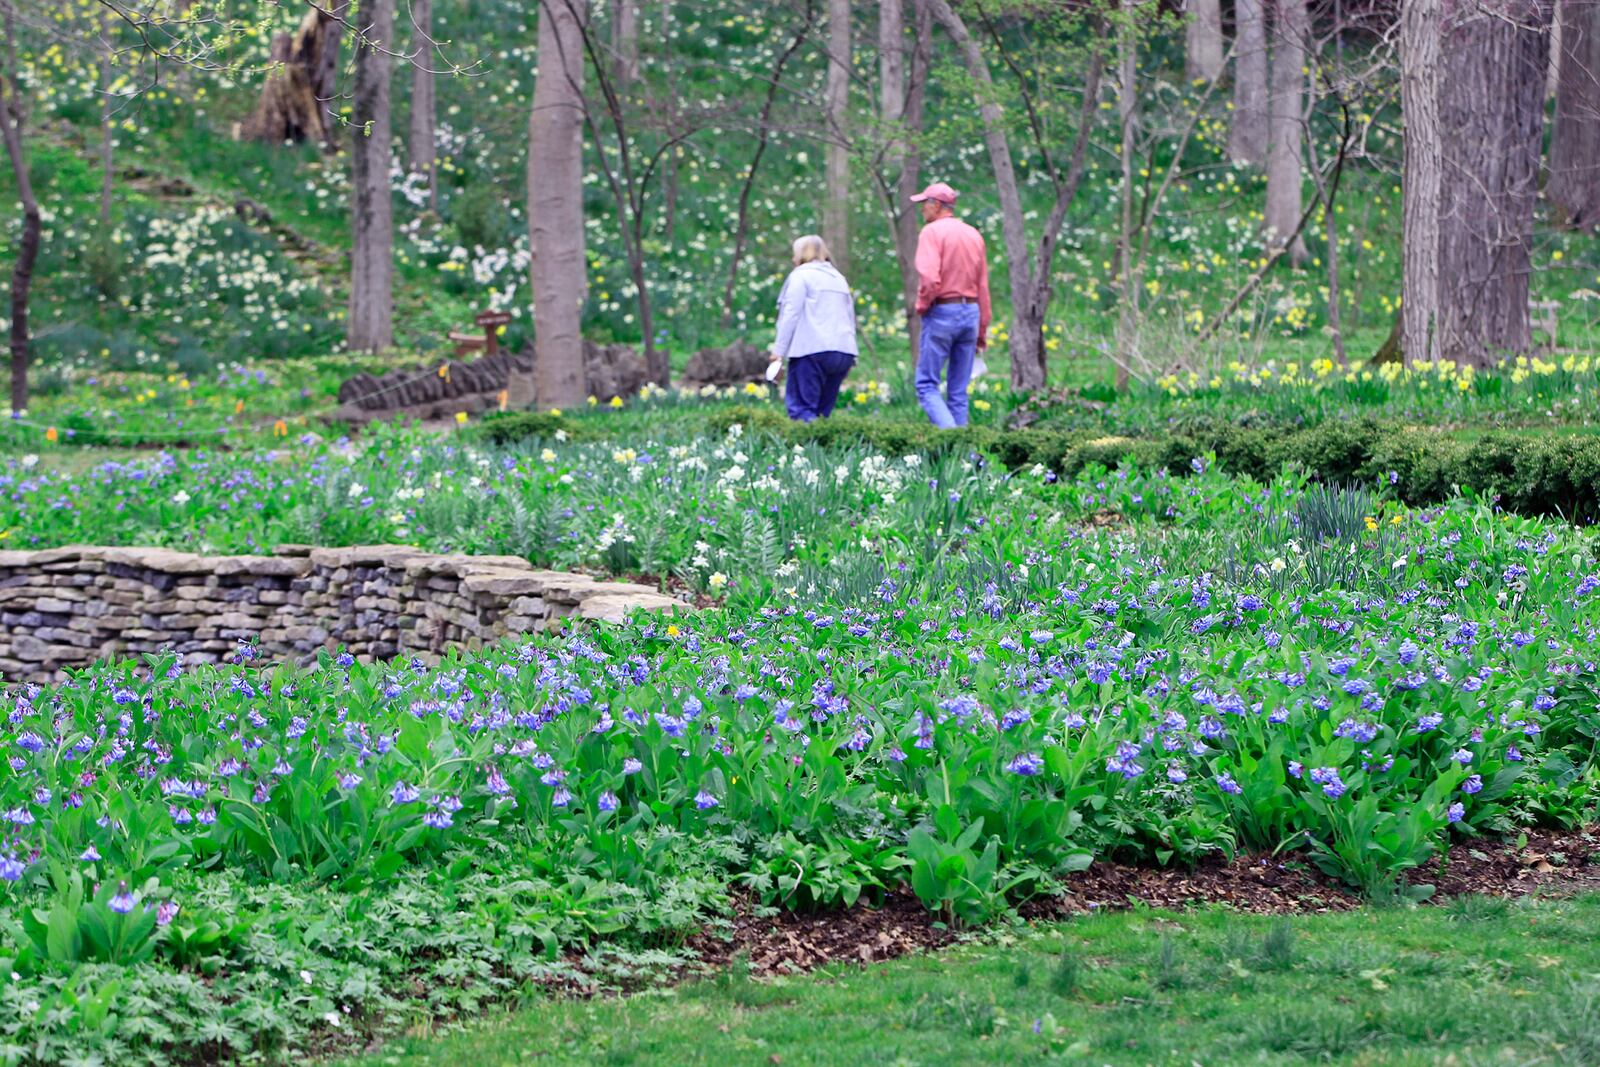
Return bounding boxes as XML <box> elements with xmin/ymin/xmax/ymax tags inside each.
<box><xmin>913</xmin><ymin>215</ymin><xmax>993</xmax><ymax>346</ymax></box>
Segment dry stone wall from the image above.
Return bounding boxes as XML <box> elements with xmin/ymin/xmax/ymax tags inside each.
<box><xmin>0</xmin><ymin>545</ymin><xmax>689</xmax><ymax>682</ymax></box>
<box><xmin>333</xmin><ymin>342</ymin><xmax>650</xmax><ymax>424</ymax></box>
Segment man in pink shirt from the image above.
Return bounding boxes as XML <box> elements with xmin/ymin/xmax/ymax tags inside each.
<box><xmin>910</xmin><ymin>182</ymin><xmax>991</xmax><ymax>428</ymax></box>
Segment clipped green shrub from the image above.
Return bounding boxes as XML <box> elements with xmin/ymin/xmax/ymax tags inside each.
<box><xmin>477</xmin><ymin>406</ymin><xmax>1600</xmax><ymax>522</ymax></box>
<box><xmin>473</xmin><ymin>411</ymin><xmax>601</xmax><ymax>445</ymax></box>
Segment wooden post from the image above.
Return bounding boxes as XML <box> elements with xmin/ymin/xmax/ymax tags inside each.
<box><xmin>476</xmin><ymin>310</ymin><xmax>511</xmax><ymax>357</ymax></box>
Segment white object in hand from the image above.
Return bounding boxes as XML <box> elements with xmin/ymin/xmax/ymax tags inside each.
<box><xmin>972</xmin><ymin>357</ymin><xmax>988</xmax><ymax>380</ymax></box>
<box><xmin>764</xmin><ymin>359</ymin><xmax>782</xmax><ymax>382</ymax></box>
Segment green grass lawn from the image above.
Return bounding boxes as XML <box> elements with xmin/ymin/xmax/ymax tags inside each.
<box><xmin>347</xmin><ymin>894</ymin><xmax>1600</xmax><ymax>1067</ymax></box>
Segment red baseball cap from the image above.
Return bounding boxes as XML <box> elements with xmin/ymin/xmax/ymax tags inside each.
<box><xmin>909</xmin><ymin>182</ymin><xmax>958</xmax><ymax>205</ymax></box>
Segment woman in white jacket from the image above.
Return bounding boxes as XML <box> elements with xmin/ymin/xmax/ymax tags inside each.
<box><xmin>769</xmin><ymin>235</ymin><xmax>858</xmax><ymax>422</ymax></box>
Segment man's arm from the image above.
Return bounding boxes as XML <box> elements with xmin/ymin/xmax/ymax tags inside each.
<box><xmin>976</xmin><ymin>236</ymin><xmax>992</xmax><ymax>349</ymax></box>
<box><xmin>914</xmin><ymin>226</ymin><xmax>942</xmax><ymax>316</ymax></box>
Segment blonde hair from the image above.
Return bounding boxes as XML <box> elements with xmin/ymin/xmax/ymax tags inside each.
<box><xmin>791</xmin><ymin>234</ymin><xmax>832</xmax><ymax>265</ymax></box>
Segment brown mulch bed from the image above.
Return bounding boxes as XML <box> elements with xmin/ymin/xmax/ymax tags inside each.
<box><xmin>686</xmin><ymin>889</ymin><xmax>955</xmax><ymax>977</ymax></box>
<box><xmin>1025</xmin><ymin>854</ymin><xmax>1361</xmax><ymax>919</ymax></box>
<box><xmin>1415</xmin><ymin>827</ymin><xmax>1600</xmax><ymax>898</ymax></box>
<box><xmin>692</xmin><ymin>829</ymin><xmax>1600</xmax><ymax>978</ymax></box>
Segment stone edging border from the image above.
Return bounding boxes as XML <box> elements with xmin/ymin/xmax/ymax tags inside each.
<box><xmin>0</xmin><ymin>544</ymin><xmax>690</xmax><ymax>682</ymax></box>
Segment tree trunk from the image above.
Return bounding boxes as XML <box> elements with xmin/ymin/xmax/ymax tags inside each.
<box><xmin>662</xmin><ymin>140</ymin><xmax>678</xmax><ymax>242</ymax></box>
<box><xmin>1266</xmin><ymin>0</ymin><xmax>1308</xmax><ymax>263</ymax></box>
<box><xmin>313</xmin><ymin>0</ymin><xmax>349</xmax><ymax>148</ymax></box>
<box><xmin>1550</xmin><ymin>0</ymin><xmax>1564</xmax><ymax>97</ymax></box>
<box><xmin>885</xmin><ymin>0</ymin><xmax>928</xmax><ymax>357</ymax></box>
<box><xmin>1114</xmin><ymin>1</ymin><xmax>1137</xmax><ymax>392</ymax></box>
<box><xmin>1437</xmin><ymin>0</ymin><xmax>1552</xmax><ymax>365</ymax></box>
<box><xmin>902</xmin><ymin>3</ymin><xmax>933</xmax><ymax>361</ymax></box>
<box><xmin>408</xmin><ymin>0</ymin><xmax>436</xmax><ymax>206</ymax></box>
<box><xmin>1324</xmin><ymin>0</ymin><xmax>1346</xmax><ymax>364</ymax></box>
<box><xmin>347</xmin><ymin>0</ymin><xmax>394</xmax><ymax>352</ymax></box>
<box><xmin>1</xmin><ymin>0</ymin><xmax>39</xmax><ymax>416</ymax></box>
<box><xmin>1400</xmin><ymin>0</ymin><xmax>1442</xmax><ymax>364</ymax></box>
<box><xmin>98</xmin><ymin>33</ymin><xmax>113</xmax><ymax>226</ymax></box>
<box><xmin>1184</xmin><ymin>0</ymin><xmax>1224</xmax><ymax>82</ymax></box>
<box><xmin>926</xmin><ymin>0</ymin><xmax>1040</xmax><ymax>390</ymax></box>
<box><xmin>1229</xmin><ymin>0</ymin><xmax>1268</xmax><ymax>164</ymax></box>
<box><xmin>659</xmin><ymin>0</ymin><xmax>677</xmax><ymax>242</ymax></box>
<box><xmin>824</xmin><ymin>0</ymin><xmax>851</xmax><ymax>276</ymax></box>
<box><xmin>1550</xmin><ymin>0</ymin><xmax>1600</xmax><ymax>228</ymax></box>
<box><xmin>881</xmin><ymin>0</ymin><xmax>904</xmax><ymax>132</ymax></box>
<box><xmin>611</xmin><ymin>0</ymin><xmax>638</xmax><ymax>90</ymax></box>
<box><xmin>519</xmin><ymin>0</ymin><xmax>590</xmax><ymax>410</ymax></box>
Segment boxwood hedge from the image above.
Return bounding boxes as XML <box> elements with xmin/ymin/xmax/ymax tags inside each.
<box><xmin>476</xmin><ymin>408</ymin><xmax>1600</xmax><ymax>522</ymax></box>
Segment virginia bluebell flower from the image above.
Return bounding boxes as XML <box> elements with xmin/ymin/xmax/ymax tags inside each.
<box><xmin>1006</xmin><ymin>752</ymin><xmax>1043</xmax><ymax>776</ymax></box>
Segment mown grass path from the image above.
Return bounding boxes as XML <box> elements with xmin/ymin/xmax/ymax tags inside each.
<box><xmin>349</xmin><ymin>893</ymin><xmax>1600</xmax><ymax>1067</ymax></box>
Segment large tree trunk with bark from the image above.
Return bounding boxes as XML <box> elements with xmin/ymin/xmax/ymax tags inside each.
<box><xmin>880</xmin><ymin>0</ymin><xmax>903</xmax><ymax>135</ymax></box>
<box><xmin>1400</xmin><ymin>0</ymin><xmax>1443</xmax><ymax>364</ymax></box>
<box><xmin>1</xmin><ymin>0</ymin><xmax>39</xmax><ymax>415</ymax></box>
<box><xmin>1184</xmin><ymin>0</ymin><xmax>1224</xmax><ymax>82</ymax></box>
<box><xmin>1436</xmin><ymin>0</ymin><xmax>1552</xmax><ymax>365</ymax></box>
<box><xmin>1266</xmin><ymin>0</ymin><xmax>1308</xmax><ymax>263</ymax></box>
<box><xmin>1229</xmin><ymin>0</ymin><xmax>1268</xmax><ymax>164</ymax></box>
<box><xmin>347</xmin><ymin>0</ymin><xmax>395</xmax><ymax>352</ymax></box>
<box><xmin>825</xmin><ymin>0</ymin><xmax>851</xmax><ymax>275</ymax></box>
<box><xmin>1550</xmin><ymin>0</ymin><xmax>1600</xmax><ymax>228</ymax></box>
<box><xmin>408</xmin><ymin>0</ymin><xmax>436</xmax><ymax>206</ymax></box>
<box><xmin>612</xmin><ymin>0</ymin><xmax>638</xmax><ymax>89</ymax></box>
<box><xmin>517</xmin><ymin>0</ymin><xmax>590</xmax><ymax>410</ymax></box>
<box><xmin>926</xmin><ymin>0</ymin><xmax>1042</xmax><ymax>390</ymax></box>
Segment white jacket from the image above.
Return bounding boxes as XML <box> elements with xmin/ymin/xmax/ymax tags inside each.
<box><xmin>772</xmin><ymin>261</ymin><xmax>859</xmax><ymax>359</ymax></box>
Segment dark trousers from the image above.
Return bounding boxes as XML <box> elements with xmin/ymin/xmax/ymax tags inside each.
<box><xmin>784</xmin><ymin>350</ymin><xmax>855</xmax><ymax>422</ymax></box>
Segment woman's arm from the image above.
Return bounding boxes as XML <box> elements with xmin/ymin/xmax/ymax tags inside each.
<box><xmin>772</xmin><ymin>270</ymin><xmax>805</xmax><ymax>359</ymax></box>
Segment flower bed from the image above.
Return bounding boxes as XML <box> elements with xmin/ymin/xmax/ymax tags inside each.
<box><xmin>1</xmin><ymin>473</ymin><xmax>1597</xmax><ymax>1061</ymax></box>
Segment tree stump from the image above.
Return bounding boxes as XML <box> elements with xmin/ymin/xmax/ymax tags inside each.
<box><xmin>237</xmin><ymin>9</ymin><xmax>332</xmax><ymax>144</ymax></box>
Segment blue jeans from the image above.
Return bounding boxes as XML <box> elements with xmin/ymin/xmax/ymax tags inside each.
<box><xmin>785</xmin><ymin>350</ymin><xmax>855</xmax><ymax>422</ymax></box>
<box><xmin>916</xmin><ymin>303</ymin><xmax>979</xmax><ymax>428</ymax></box>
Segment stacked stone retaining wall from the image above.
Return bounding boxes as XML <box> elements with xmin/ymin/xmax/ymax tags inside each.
<box><xmin>0</xmin><ymin>545</ymin><xmax>688</xmax><ymax>682</ymax></box>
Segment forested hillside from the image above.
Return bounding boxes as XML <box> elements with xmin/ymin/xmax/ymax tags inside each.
<box><xmin>4</xmin><ymin>0</ymin><xmax>1596</xmax><ymax>413</ymax></box>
